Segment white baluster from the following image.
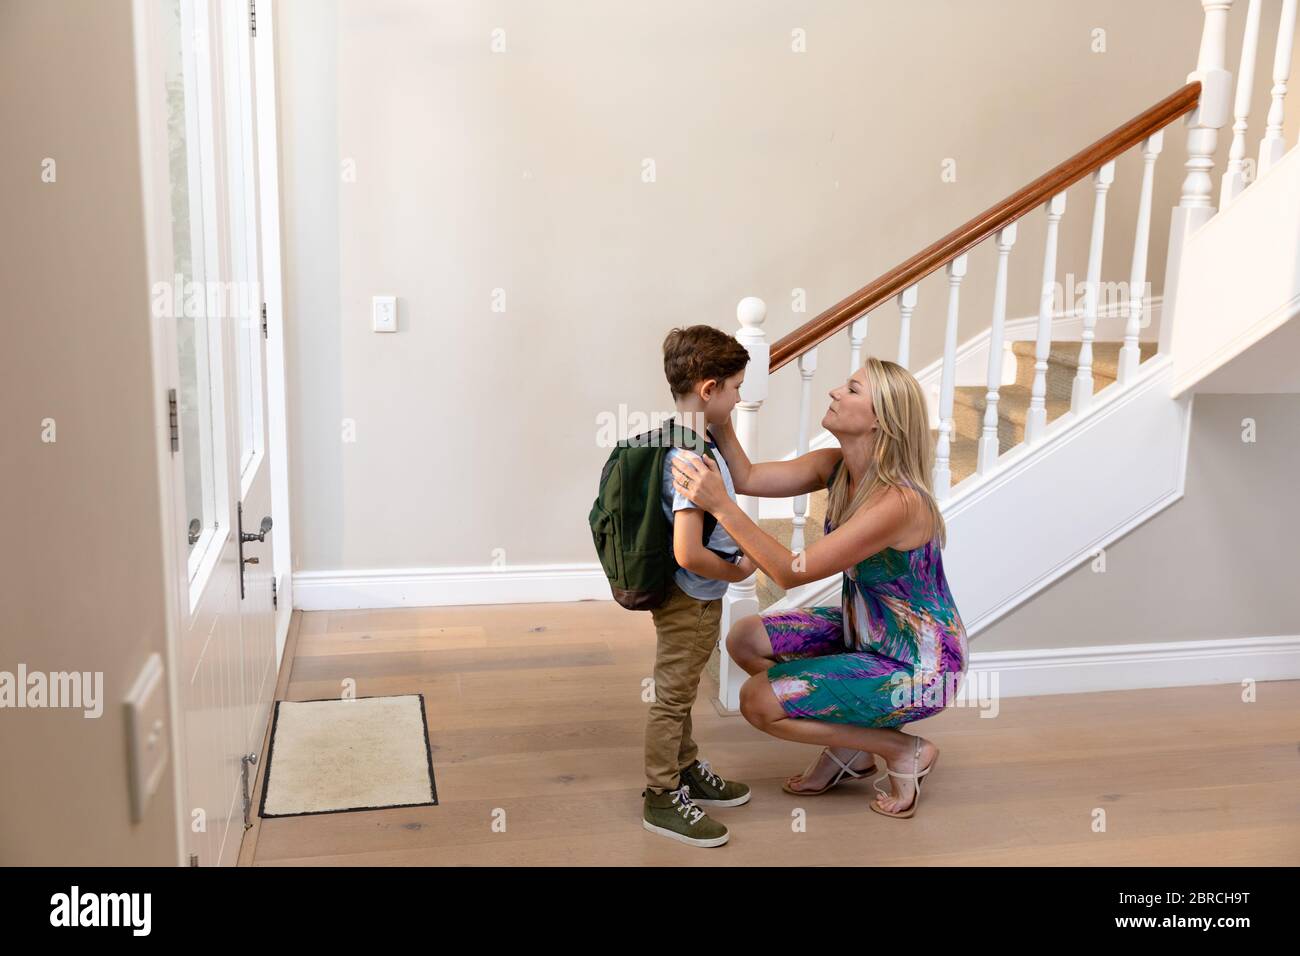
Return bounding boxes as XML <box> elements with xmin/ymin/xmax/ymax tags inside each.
<box><xmin>932</xmin><ymin>254</ymin><xmax>967</xmax><ymax>500</ymax></box>
<box><xmin>1221</xmin><ymin>0</ymin><xmax>1262</xmax><ymax>207</ymax></box>
<box><xmin>848</xmin><ymin>316</ymin><xmax>868</xmax><ymax>373</ymax></box>
<box><xmin>790</xmin><ymin>347</ymin><xmax>818</xmax><ymax>554</ymax></box>
<box><xmin>1026</xmin><ymin>193</ymin><xmax>1067</xmax><ymax>444</ymax></box>
<box><xmin>1071</xmin><ymin>160</ymin><xmax>1115</xmax><ymax>414</ymax></box>
<box><xmin>896</xmin><ymin>284</ymin><xmax>918</xmax><ymax>368</ymax></box>
<box><xmin>1120</xmin><ymin>132</ymin><xmax>1164</xmax><ymax>386</ymax></box>
<box><xmin>1259</xmin><ymin>0</ymin><xmax>1297</xmax><ymax>175</ymax></box>
<box><xmin>719</xmin><ymin>297</ymin><xmax>767</xmax><ymax>714</ymax></box>
<box><xmin>977</xmin><ymin>224</ymin><xmax>1017</xmax><ymax>476</ymax></box>
<box><xmin>1161</xmin><ymin>0</ymin><xmax>1234</xmax><ymax>357</ymax></box>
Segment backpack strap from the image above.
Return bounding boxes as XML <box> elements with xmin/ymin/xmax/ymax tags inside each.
<box><xmin>662</xmin><ymin>415</ymin><xmax>726</xmax><ymax>553</ymax></box>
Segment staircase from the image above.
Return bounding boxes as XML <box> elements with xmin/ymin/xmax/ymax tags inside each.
<box><xmin>749</xmin><ymin>339</ymin><xmax>1159</xmax><ymax>610</ymax></box>
<box><xmin>705</xmin><ymin>0</ymin><xmax>1300</xmax><ymax>711</ymax></box>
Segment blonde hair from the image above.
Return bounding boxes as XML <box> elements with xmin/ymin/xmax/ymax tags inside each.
<box><xmin>825</xmin><ymin>356</ymin><xmax>947</xmax><ymax>549</ymax></box>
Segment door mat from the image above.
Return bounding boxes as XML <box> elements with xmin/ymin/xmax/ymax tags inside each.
<box><xmin>258</xmin><ymin>693</ymin><xmax>438</xmax><ymax>818</ymax></box>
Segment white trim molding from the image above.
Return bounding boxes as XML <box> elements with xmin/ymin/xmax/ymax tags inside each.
<box><xmin>293</xmin><ymin>563</ymin><xmax>610</xmax><ymax>610</ymax></box>
<box><xmin>964</xmin><ymin>635</ymin><xmax>1300</xmax><ymax>698</ymax></box>
<box><xmin>1171</xmin><ymin>137</ymin><xmax>1300</xmax><ymax>397</ymax></box>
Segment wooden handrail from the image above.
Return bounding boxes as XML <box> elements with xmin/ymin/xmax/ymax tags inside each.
<box><xmin>768</xmin><ymin>81</ymin><xmax>1201</xmax><ymax>372</ymax></box>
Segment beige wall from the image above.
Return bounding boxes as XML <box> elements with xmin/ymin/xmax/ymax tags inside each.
<box><xmin>276</xmin><ymin>0</ymin><xmax>1295</xmax><ymax>582</ymax></box>
<box><xmin>0</xmin><ymin>0</ymin><xmax>180</xmax><ymax>864</ymax></box>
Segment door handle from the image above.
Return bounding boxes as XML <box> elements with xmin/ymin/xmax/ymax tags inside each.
<box><xmin>236</xmin><ymin>505</ymin><xmax>271</xmax><ymax>600</ymax></box>
<box><xmin>241</xmin><ymin>516</ymin><xmax>272</xmax><ymax>544</ymax></box>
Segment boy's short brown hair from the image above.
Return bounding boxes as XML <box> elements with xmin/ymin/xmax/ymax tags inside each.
<box><xmin>662</xmin><ymin>325</ymin><xmax>750</xmax><ymax>400</ymax></box>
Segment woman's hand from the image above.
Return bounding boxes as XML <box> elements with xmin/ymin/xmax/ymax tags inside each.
<box><xmin>670</xmin><ymin>451</ymin><xmax>729</xmax><ymax>514</ymax></box>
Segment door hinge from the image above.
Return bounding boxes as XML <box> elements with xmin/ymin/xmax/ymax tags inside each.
<box><xmin>167</xmin><ymin>389</ymin><xmax>179</xmax><ymax>453</ymax></box>
<box><xmin>261</xmin><ymin>302</ymin><xmax>268</xmax><ymax>338</ymax></box>
<box><xmin>271</xmin><ymin>575</ymin><xmax>278</xmax><ymax>610</ymax></box>
<box><xmin>249</xmin><ymin>0</ymin><xmax>257</xmax><ymax>37</ymax></box>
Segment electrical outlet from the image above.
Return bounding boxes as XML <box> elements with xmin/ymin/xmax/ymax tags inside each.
<box><xmin>373</xmin><ymin>295</ymin><xmax>397</xmax><ymax>332</ymax></box>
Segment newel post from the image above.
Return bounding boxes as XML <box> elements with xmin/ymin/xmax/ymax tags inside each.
<box><xmin>1160</xmin><ymin>0</ymin><xmax>1234</xmax><ymax>357</ymax></box>
<box><xmin>719</xmin><ymin>296</ymin><xmax>768</xmax><ymax>713</ymax></box>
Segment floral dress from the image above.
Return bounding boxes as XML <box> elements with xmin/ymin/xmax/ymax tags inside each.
<box><xmin>760</xmin><ymin>465</ymin><xmax>969</xmax><ymax>728</ymax></box>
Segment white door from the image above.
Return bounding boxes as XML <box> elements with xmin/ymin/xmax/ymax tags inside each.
<box><xmin>151</xmin><ymin>0</ymin><xmax>277</xmax><ymax>867</ymax></box>
<box><xmin>220</xmin><ymin>0</ymin><xmax>278</xmax><ymax>854</ymax></box>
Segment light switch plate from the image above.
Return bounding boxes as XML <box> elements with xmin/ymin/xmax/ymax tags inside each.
<box><xmin>124</xmin><ymin>652</ymin><xmax>168</xmax><ymax>823</ymax></box>
<box><xmin>372</xmin><ymin>295</ymin><xmax>397</xmax><ymax>332</ymax></box>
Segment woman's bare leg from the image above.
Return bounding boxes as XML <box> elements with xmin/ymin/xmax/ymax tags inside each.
<box><xmin>724</xmin><ymin>615</ymin><xmax>779</xmax><ymax>676</ymax></box>
<box><xmin>739</xmin><ymin>674</ymin><xmax>937</xmax><ymax>813</ymax></box>
<box><xmin>728</xmin><ymin>617</ymin><xmax>879</xmax><ymax>791</ymax></box>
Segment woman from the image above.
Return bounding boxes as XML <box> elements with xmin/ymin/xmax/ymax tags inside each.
<box><xmin>669</xmin><ymin>356</ymin><xmax>968</xmax><ymax>819</ymax></box>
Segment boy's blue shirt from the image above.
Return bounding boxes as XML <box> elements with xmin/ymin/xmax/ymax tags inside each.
<box><xmin>660</xmin><ymin>424</ymin><xmax>741</xmax><ymax>600</ymax></box>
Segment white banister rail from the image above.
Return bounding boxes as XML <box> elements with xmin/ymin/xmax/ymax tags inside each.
<box><xmin>896</xmin><ymin>284</ymin><xmax>918</xmax><ymax>368</ymax></box>
<box><xmin>1222</xmin><ymin>0</ymin><xmax>1263</xmax><ymax>207</ymax></box>
<box><xmin>977</xmin><ymin>224</ymin><xmax>1017</xmax><ymax>476</ymax></box>
<box><xmin>1071</xmin><ymin>160</ymin><xmax>1116</xmax><ymax>414</ymax></box>
<box><xmin>848</xmin><ymin>316</ymin><xmax>869</xmax><ymax>375</ymax></box>
<box><xmin>1258</xmin><ymin>0</ymin><xmax>1297</xmax><ymax>175</ymax></box>
<box><xmin>1161</xmin><ymin>0</ymin><xmax>1234</xmax><ymax>356</ymax></box>
<box><xmin>1121</xmin><ymin>131</ymin><xmax>1164</xmax><ymax>385</ymax></box>
<box><xmin>719</xmin><ymin>296</ymin><xmax>768</xmax><ymax>710</ymax></box>
<box><xmin>932</xmin><ymin>254</ymin><xmax>968</xmax><ymax>500</ymax></box>
<box><xmin>790</xmin><ymin>347</ymin><xmax>818</xmax><ymax>554</ymax></box>
<box><xmin>1025</xmin><ymin>193</ymin><xmax>1068</xmax><ymax>444</ymax></box>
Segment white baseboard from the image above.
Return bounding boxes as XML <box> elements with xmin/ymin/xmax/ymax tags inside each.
<box><xmin>274</xmin><ymin>592</ymin><xmax>292</xmax><ymax>668</ymax></box>
<box><xmin>963</xmin><ymin>634</ymin><xmax>1300</xmax><ymax>699</ymax></box>
<box><xmin>292</xmin><ymin>563</ymin><xmax>610</xmax><ymax>610</ymax></box>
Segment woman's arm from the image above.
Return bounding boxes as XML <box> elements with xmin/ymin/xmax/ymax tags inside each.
<box><xmin>711</xmin><ymin>418</ymin><xmax>840</xmax><ymax>498</ymax></box>
<box><xmin>672</xmin><ymin>453</ymin><xmax>910</xmax><ymax>590</ymax></box>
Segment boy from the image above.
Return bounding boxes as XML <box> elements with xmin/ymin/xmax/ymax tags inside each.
<box><xmin>642</xmin><ymin>325</ymin><xmax>756</xmax><ymax>848</ymax></box>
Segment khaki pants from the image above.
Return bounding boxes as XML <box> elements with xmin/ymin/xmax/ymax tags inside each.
<box><xmin>644</xmin><ymin>578</ymin><xmax>723</xmax><ymax>793</ymax></box>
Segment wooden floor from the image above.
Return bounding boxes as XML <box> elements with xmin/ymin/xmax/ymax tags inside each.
<box><xmin>240</xmin><ymin>601</ymin><xmax>1300</xmax><ymax>866</ymax></box>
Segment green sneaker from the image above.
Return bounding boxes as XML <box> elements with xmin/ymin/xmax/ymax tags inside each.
<box><xmin>680</xmin><ymin>758</ymin><xmax>751</xmax><ymax>807</ymax></box>
<box><xmin>642</xmin><ymin>784</ymin><xmax>729</xmax><ymax>847</ymax></box>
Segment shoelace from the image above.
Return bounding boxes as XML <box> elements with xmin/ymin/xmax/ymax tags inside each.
<box><xmin>670</xmin><ymin>784</ymin><xmax>705</xmax><ymax>825</ymax></box>
<box><xmin>693</xmin><ymin>759</ymin><xmax>724</xmax><ymax>790</ymax></box>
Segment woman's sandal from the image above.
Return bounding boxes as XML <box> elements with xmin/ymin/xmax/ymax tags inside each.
<box><xmin>869</xmin><ymin>736</ymin><xmax>938</xmax><ymax>819</ymax></box>
<box><xmin>781</xmin><ymin>748</ymin><xmax>877</xmax><ymax>796</ymax></box>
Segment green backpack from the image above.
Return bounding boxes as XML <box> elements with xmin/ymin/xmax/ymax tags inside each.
<box><xmin>588</xmin><ymin>416</ymin><xmax>727</xmax><ymax>610</ymax></box>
